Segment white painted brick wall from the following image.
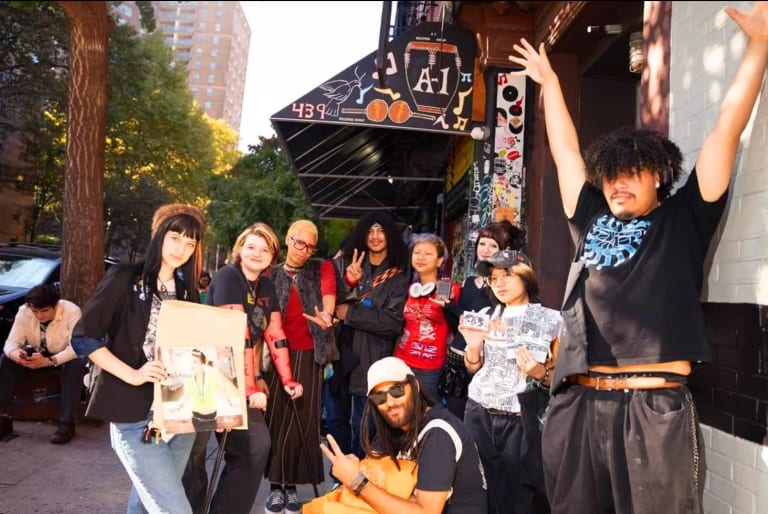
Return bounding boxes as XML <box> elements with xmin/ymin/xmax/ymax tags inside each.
<box><xmin>671</xmin><ymin>2</ymin><xmax>768</xmax><ymax>306</ymax></box>
<box><xmin>670</xmin><ymin>4</ymin><xmax>768</xmax><ymax>513</ymax></box>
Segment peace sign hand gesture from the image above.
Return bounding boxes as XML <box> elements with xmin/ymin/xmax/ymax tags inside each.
<box><xmin>345</xmin><ymin>248</ymin><xmax>366</xmax><ymax>285</ymax></box>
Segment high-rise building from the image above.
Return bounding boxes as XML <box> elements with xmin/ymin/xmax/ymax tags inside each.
<box><xmin>116</xmin><ymin>1</ymin><xmax>250</xmax><ymax>134</ymax></box>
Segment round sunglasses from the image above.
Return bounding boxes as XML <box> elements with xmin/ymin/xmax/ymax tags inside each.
<box><xmin>368</xmin><ymin>382</ymin><xmax>407</xmax><ymax>405</ymax></box>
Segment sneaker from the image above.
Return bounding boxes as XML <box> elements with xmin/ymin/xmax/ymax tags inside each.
<box><xmin>265</xmin><ymin>489</ymin><xmax>285</xmax><ymax>514</ymax></box>
<box><xmin>284</xmin><ymin>488</ymin><xmax>301</xmax><ymax>514</ymax></box>
<box><xmin>50</xmin><ymin>423</ymin><xmax>75</xmax><ymax>445</ymax></box>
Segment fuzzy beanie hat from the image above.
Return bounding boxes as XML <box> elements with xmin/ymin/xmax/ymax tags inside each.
<box><xmin>151</xmin><ymin>203</ymin><xmax>206</xmax><ymax>237</ymax></box>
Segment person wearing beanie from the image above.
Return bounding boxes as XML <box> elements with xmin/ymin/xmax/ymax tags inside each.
<box><xmin>71</xmin><ymin>202</ymin><xmax>206</xmax><ymax>514</ymax></box>
<box><xmin>316</xmin><ymin>356</ymin><xmax>487</xmax><ymax>513</ymax></box>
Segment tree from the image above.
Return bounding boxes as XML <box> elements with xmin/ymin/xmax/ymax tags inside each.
<box><xmin>56</xmin><ymin>0</ymin><xmax>112</xmax><ymax>306</ymax></box>
<box><xmin>207</xmin><ymin>137</ymin><xmax>314</xmax><ymax>250</ymax></box>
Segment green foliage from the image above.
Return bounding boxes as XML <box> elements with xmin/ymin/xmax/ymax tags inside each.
<box><xmin>207</xmin><ymin>137</ymin><xmax>314</xmax><ymax>250</ymax></box>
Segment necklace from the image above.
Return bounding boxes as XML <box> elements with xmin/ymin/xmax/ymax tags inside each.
<box><xmin>194</xmin><ymin>372</ymin><xmax>205</xmax><ymax>400</ymax></box>
<box><xmin>246</xmin><ymin>277</ymin><xmax>258</xmax><ymax>305</ymax></box>
<box><xmin>158</xmin><ymin>277</ymin><xmax>175</xmax><ymax>294</ymax></box>
<box><xmin>284</xmin><ymin>262</ymin><xmax>304</xmax><ymax>273</ymax></box>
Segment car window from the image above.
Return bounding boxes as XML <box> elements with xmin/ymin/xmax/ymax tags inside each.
<box><xmin>0</xmin><ymin>256</ymin><xmax>59</xmax><ymax>288</ymax></box>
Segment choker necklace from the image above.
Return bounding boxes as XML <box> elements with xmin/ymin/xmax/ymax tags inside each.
<box><xmin>284</xmin><ymin>263</ymin><xmax>304</xmax><ymax>273</ymax></box>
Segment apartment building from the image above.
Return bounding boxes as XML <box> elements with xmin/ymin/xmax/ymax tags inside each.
<box><xmin>117</xmin><ymin>1</ymin><xmax>251</xmax><ymax>134</ymax></box>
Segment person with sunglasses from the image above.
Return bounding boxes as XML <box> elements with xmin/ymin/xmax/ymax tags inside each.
<box><xmin>318</xmin><ymin>356</ymin><xmax>487</xmax><ymax>514</ymax></box>
<box><xmin>459</xmin><ymin>250</ymin><xmax>562</xmax><ymax>514</ymax></box>
<box><xmin>264</xmin><ymin>219</ymin><xmax>337</xmax><ymax>514</ymax></box>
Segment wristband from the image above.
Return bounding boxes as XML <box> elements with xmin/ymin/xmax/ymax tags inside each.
<box><xmin>350</xmin><ymin>472</ymin><xmax>369</xmax><ymax>496</ymax></box>
<box><xmin>274</xmin><ymin>339</ymin><xmax>288</xmax><ymax>349</ymax></box>
<box><xmin>254</xmin><ymin>375</ymin><xmax>264</xmax><ymax>381</ymax></box>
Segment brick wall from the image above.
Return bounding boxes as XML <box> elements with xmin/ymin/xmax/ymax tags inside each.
<box><xmin>670</xmin><ymin>2</ymin><xmax>768</xmax><ymax>512</ymax></box>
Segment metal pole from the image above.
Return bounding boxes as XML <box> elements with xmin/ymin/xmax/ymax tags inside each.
<box><xmin>202</xmin><ymin>430</ymin><xmax>229</xmax><ymax>514</ymax></box>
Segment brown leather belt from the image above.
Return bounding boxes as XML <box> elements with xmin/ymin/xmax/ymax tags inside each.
<box><xmin>568</xmin><ymin>374</ymin><xmax>683</xmax><ymax>391</ymax></box>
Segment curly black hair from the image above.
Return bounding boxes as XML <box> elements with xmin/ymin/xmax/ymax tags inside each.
<box><xmin>583</xmin><ymin>127</ymin><xmax>683</xmax><ymax>200</ymax></box>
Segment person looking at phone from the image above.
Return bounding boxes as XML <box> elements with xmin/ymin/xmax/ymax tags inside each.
<box><xmin>0</xmin><ymin>284</ymin><xmax>83</xmax><ymax>443</ymax></box>
<box><xmin>394</xmin><ymin>233</ymin><xmax>461</xmax><ymax>402</ymax></box>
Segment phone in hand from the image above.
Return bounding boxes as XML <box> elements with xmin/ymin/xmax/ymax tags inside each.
<box><xmin>21</xmin><ymin>343</ymin><xmax>36</xmax><ymax>357</ymax></box>
<box><xmin>435</xmin><ymin>279</ymin><xmax>452</xmax><ymax>302</ymax></box>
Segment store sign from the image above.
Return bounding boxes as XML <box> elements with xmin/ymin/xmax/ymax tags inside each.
<box><xmin>272</xmin><ymin>22</ymin><xmax>476</xmax><ymax>135</ymax></box>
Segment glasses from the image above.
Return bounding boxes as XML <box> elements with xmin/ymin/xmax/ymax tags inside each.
<box><xmin>486</xmin><ymin>271</ymin><xmax>517</xmax><ymax>287</ymax></box>
<box><xmin>289</xmin><ymin>236</ymin><xmax>317</xmax><ymax>254</ymax></box>
<box><xmin>368</xmin><ymin>382</ymin><xmax>407</xmax><ymax>405</ymax></box>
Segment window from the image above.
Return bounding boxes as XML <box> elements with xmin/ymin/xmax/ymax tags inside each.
<box><xmin>191</xmin><ymin>87</ymin><xmax>198</xmax><ymax>95</ymax></box>
<box><xmin>211</xmin><ymin>49</ymin><xmax>218</xmax><ymax>57</ymax></box>
<box><xmin>214</xmin><ymin>23</ymin><xmax>221</xmax><ymax>32</ymax></box>
<box><xmin>215</xmin><ymin>10</ymin><xmax>222</xmax><ymax>17</ymax></box>
<box><xmin>199</xmin><ymin>22</ymin><xmax>206</xmax><ymax>30</ymax></box>
<box><xmin>206</xmin><ymin>88</ymin><xmax>213</xmax><ymax>97</ymax></box>
<box><xmin>209</xmin><ymin>62</ymin><xmax>216</xmax><ymax>71</ymax></box>
<box><xmin>207</xmin><ymin>74</ymin><xmax>215</xmax><ymax>83</ymax></box>
<box><xmin>195</xmin><ymin>48</ymin><xmax>203</xmax><ymax>55</ymax></box>
<box><xmin>197</xmin><ymin>35</ymin><xmax>205</xmax><ymax>43</ymax></box>
<box><xmin>203</xmin><ymin>100</ymin><xmax>212</xmax><ymax>110</ymax></box>
<box><xmin>192</xmin><ymin>73</ymin><xmax>200</xmax><ymax>82</ymax></box>
<box><xmin>213</xmin><ymin>36</ymin><xmax>220</xmax><ymax>45</ymax></box>
<box><xmin>193</xmin><ymin>61</ymin><xmax>201</xmax><ymax>70</ymax></box>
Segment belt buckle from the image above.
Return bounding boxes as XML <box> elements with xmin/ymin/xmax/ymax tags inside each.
<box><xmin>594</xmin><ymin>376</ymin><xmax>613</xmax><ymax>391</ymax></box>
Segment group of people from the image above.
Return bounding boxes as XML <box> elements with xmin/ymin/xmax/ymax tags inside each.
<box><xmin>1</xmin><ymin>4</ymin><xmax>766</xmax><ymax>513</ymax></box>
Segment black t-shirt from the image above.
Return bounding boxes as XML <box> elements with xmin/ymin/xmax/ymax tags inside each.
<box><xmin>416</xmin><ymin>405</ymin><xmax>487</xmax><ymax>513</ymax></box>
<box><xmin>570</xmin><ymin>168</ymin><xmax>727</xmax><ymax>365</ymax></box>
<box><xmin>206</xmin><ymin>264</ymin><xmax>279</xmax><ymax>343</ymax></box>
<box><xmin>445</xmin><ymin>276</ymin><xmax>491</xmax><ymax>351</ymax></box>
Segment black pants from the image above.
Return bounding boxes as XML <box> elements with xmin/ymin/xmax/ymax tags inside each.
<box><xmin>0</xmin><ymin>354</ymin><xmax>86</xmax><ymax>424</ymax></box>
<box><xmin>464</xmin><ymin>398</ymin><xmax>543</xmax><ymax>514</ymax></box>
<box><xmin>542</xmin><ymin>384</ymin><xmax>704</xmax><ymax>514</ymax></box>
<box><xmin>183</xmin><ymin>407</ymin><xmax>270</xmax><ymax>514</ymax></box>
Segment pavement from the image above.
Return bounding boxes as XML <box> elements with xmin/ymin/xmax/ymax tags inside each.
<box><xmin>0</xmin><ymin>419</ymin><xmax>336</xmax><ymax>514</ymax></box>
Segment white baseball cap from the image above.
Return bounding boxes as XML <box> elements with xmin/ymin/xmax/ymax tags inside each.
<box><xmin>366</xmin><ymin>357</ymin><xmax>414</xmax><ymax>395</ymax></box>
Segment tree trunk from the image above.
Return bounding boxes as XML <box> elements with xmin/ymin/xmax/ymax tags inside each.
<box><xmin>57</xmin><ymin>2</ymin><xmax>112</xmax><ymax>307</ymax></box>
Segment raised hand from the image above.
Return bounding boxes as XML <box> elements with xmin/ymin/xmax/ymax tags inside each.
<box><xmin>320</xmin><ymin>434</ymin><xmax>361</xmax><ymax>486</ymax></box>
<box><xmin>345</xmin><ymin>248</ymin><xmax>366</xmax><ymax>284</ymax></box>
<box><xmin>725</xmin><ymin>2</ymin><xmax>768</xmax><ymax>39</ymax></box>
<box><xmin>508</xmin><ymin>37</ymin><xmax>554</xmax><ymax>85</ymax></box>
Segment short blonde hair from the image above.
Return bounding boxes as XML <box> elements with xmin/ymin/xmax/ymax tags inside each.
<box><xmin>286</xmin><ymin>219</ymin><xmax>318</xmax><ymax>242</ymax></box>
<box><xmin>231</xmin><ymin>222</ymin><xmax>280</xmax><ymax>266</ymax></box>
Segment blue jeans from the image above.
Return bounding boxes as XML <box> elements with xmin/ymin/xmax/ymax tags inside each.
<box><xmin>110</xmin><ymin>417</ymin><xmax>195</xmax><ymax>514</ymax></box>
<box><xmin>413</xmin><ymin>367</ymin><xmax>443</xmax><ymax>404</ymax></box>
<box><xmin>349</xmin><ymin>394</ymin><xmax>371</xmax><ymax>459</ymax></box>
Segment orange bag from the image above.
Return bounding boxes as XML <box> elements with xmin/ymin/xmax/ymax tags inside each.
<box><xmin>303</xmin><ymin>455</ymin><xmax>418</xmax><ymax>513</ymax></box>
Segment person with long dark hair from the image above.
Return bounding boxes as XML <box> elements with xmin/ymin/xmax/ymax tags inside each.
<box><xmin>71</xmin><ymin>203</ymin><xmax>206</xmax><ymax>514</ymax></box>
<box><xmin>319</xmin><ymin>356</ymin><xmax>487</xmax><ymax>513</ymax></box>
<box><xmin>328</xmin><ymin>212</ymin><xmax>409</xmax><ymax>460</ymax></box>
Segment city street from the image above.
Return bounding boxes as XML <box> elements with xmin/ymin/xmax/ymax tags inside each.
<box><xmin>0</xmin><ymin>419</ymin><xmax>333</xmax><ymax>514</ymax></box>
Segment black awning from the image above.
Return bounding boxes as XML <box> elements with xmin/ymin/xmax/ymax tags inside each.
<box><xmin>271</xmin><ymin>21</ymin><xmax>476</xmax><ymax>224</ymax></box>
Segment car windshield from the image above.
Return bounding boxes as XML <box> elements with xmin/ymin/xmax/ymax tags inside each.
<box><xmin>0</xmin><ymin>256</ymin><xmax>58</xmax><ymax>288</ymax></box>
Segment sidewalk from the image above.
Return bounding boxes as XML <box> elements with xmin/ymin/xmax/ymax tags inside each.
<box><xmin>0</xmin><ymin>420</ymin><xmax>334</xmax><ymax>514</ymax></box>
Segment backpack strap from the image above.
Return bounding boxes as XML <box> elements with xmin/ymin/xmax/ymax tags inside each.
<box><xmin>417</xmin><ymin>418</ymin><xmax>463</xmax><ymax>463</ymax></box>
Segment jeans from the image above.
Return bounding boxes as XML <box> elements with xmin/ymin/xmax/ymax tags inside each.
<box><xmin>542</xmin><ymin>384</ymin><xmax>704</xmax><ymax>514</ymax></box>
<box><xmin>349</xmin><ymin>394</ymin><xmax>372</xmax><ymax>459</ymax></box>
<box><xmin>184</xmin><ymin>407</ymin><xmax>270</xmax><ymax>514</ymax></box>
<box><xmin>322</xmin><ymin>379</ymin><xmax>351</xmax><ymax>455</ymax></box>
<box><xmin>413</xmin><ymin>367</ymin><xmax>443</xmax><ymax>404</ymax></box>
<box><xmin>0</xmin><ymin>354</ymin><xmax>87</xmax><ymax>424</ymax></box>
<box><xmin>110</xmin><ymin>416</ymin><xmax>195</xmax><ymax>514</ymax></box>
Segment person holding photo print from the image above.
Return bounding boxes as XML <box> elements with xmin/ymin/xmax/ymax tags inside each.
<box><xmin>183</xmin><ymin>222</ymin><xmax>303</xmax><ymax>514</ymax></box>
<box><xmin>459</xmin><ymin>250</ymin><xmax>562</xmax><ymax>514</ymax></box>
<box><xmin>71</xmin><ymin>203</ymin><xmax>206</xmax><ymax>514</ymax></box>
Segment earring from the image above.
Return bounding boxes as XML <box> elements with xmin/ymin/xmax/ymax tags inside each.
<box><xmin>655</xmin><ymin>182</ymin><xmax>660</xmax><ymax>189</ymax></box>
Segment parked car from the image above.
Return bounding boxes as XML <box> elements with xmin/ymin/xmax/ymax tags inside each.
<box><xmin>0</xmin><ymin>242</ymin><xmax>117</xmax><ymax>342</ymax></box>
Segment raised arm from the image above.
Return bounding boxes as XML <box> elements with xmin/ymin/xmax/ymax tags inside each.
<box><xmin>697</xmin><ymin>3</ymin><xmax>768</xmax><ymax>200</ymax></box>
<box><xmin>509</xmin><ymin>38</ymin><xmax>586</xmax><ymax>217</ymax></box>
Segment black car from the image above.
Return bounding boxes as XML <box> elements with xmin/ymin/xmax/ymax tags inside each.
<box><xmin>0</xmin><ymin>242</ymin><xmax>117</xmax><ymax>342</ymax></box>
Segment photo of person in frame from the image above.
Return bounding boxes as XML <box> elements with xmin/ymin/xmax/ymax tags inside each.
<box><xmin>158</xmin><ymin>345</ymin><xmax>244</xmax><ymax>434</ymax></box>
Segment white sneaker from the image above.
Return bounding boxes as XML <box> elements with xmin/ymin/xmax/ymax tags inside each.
<box><xmin>265</xmin><ymin>489</ymin><xmax>285</xmax><ymax>514</ymax></box>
